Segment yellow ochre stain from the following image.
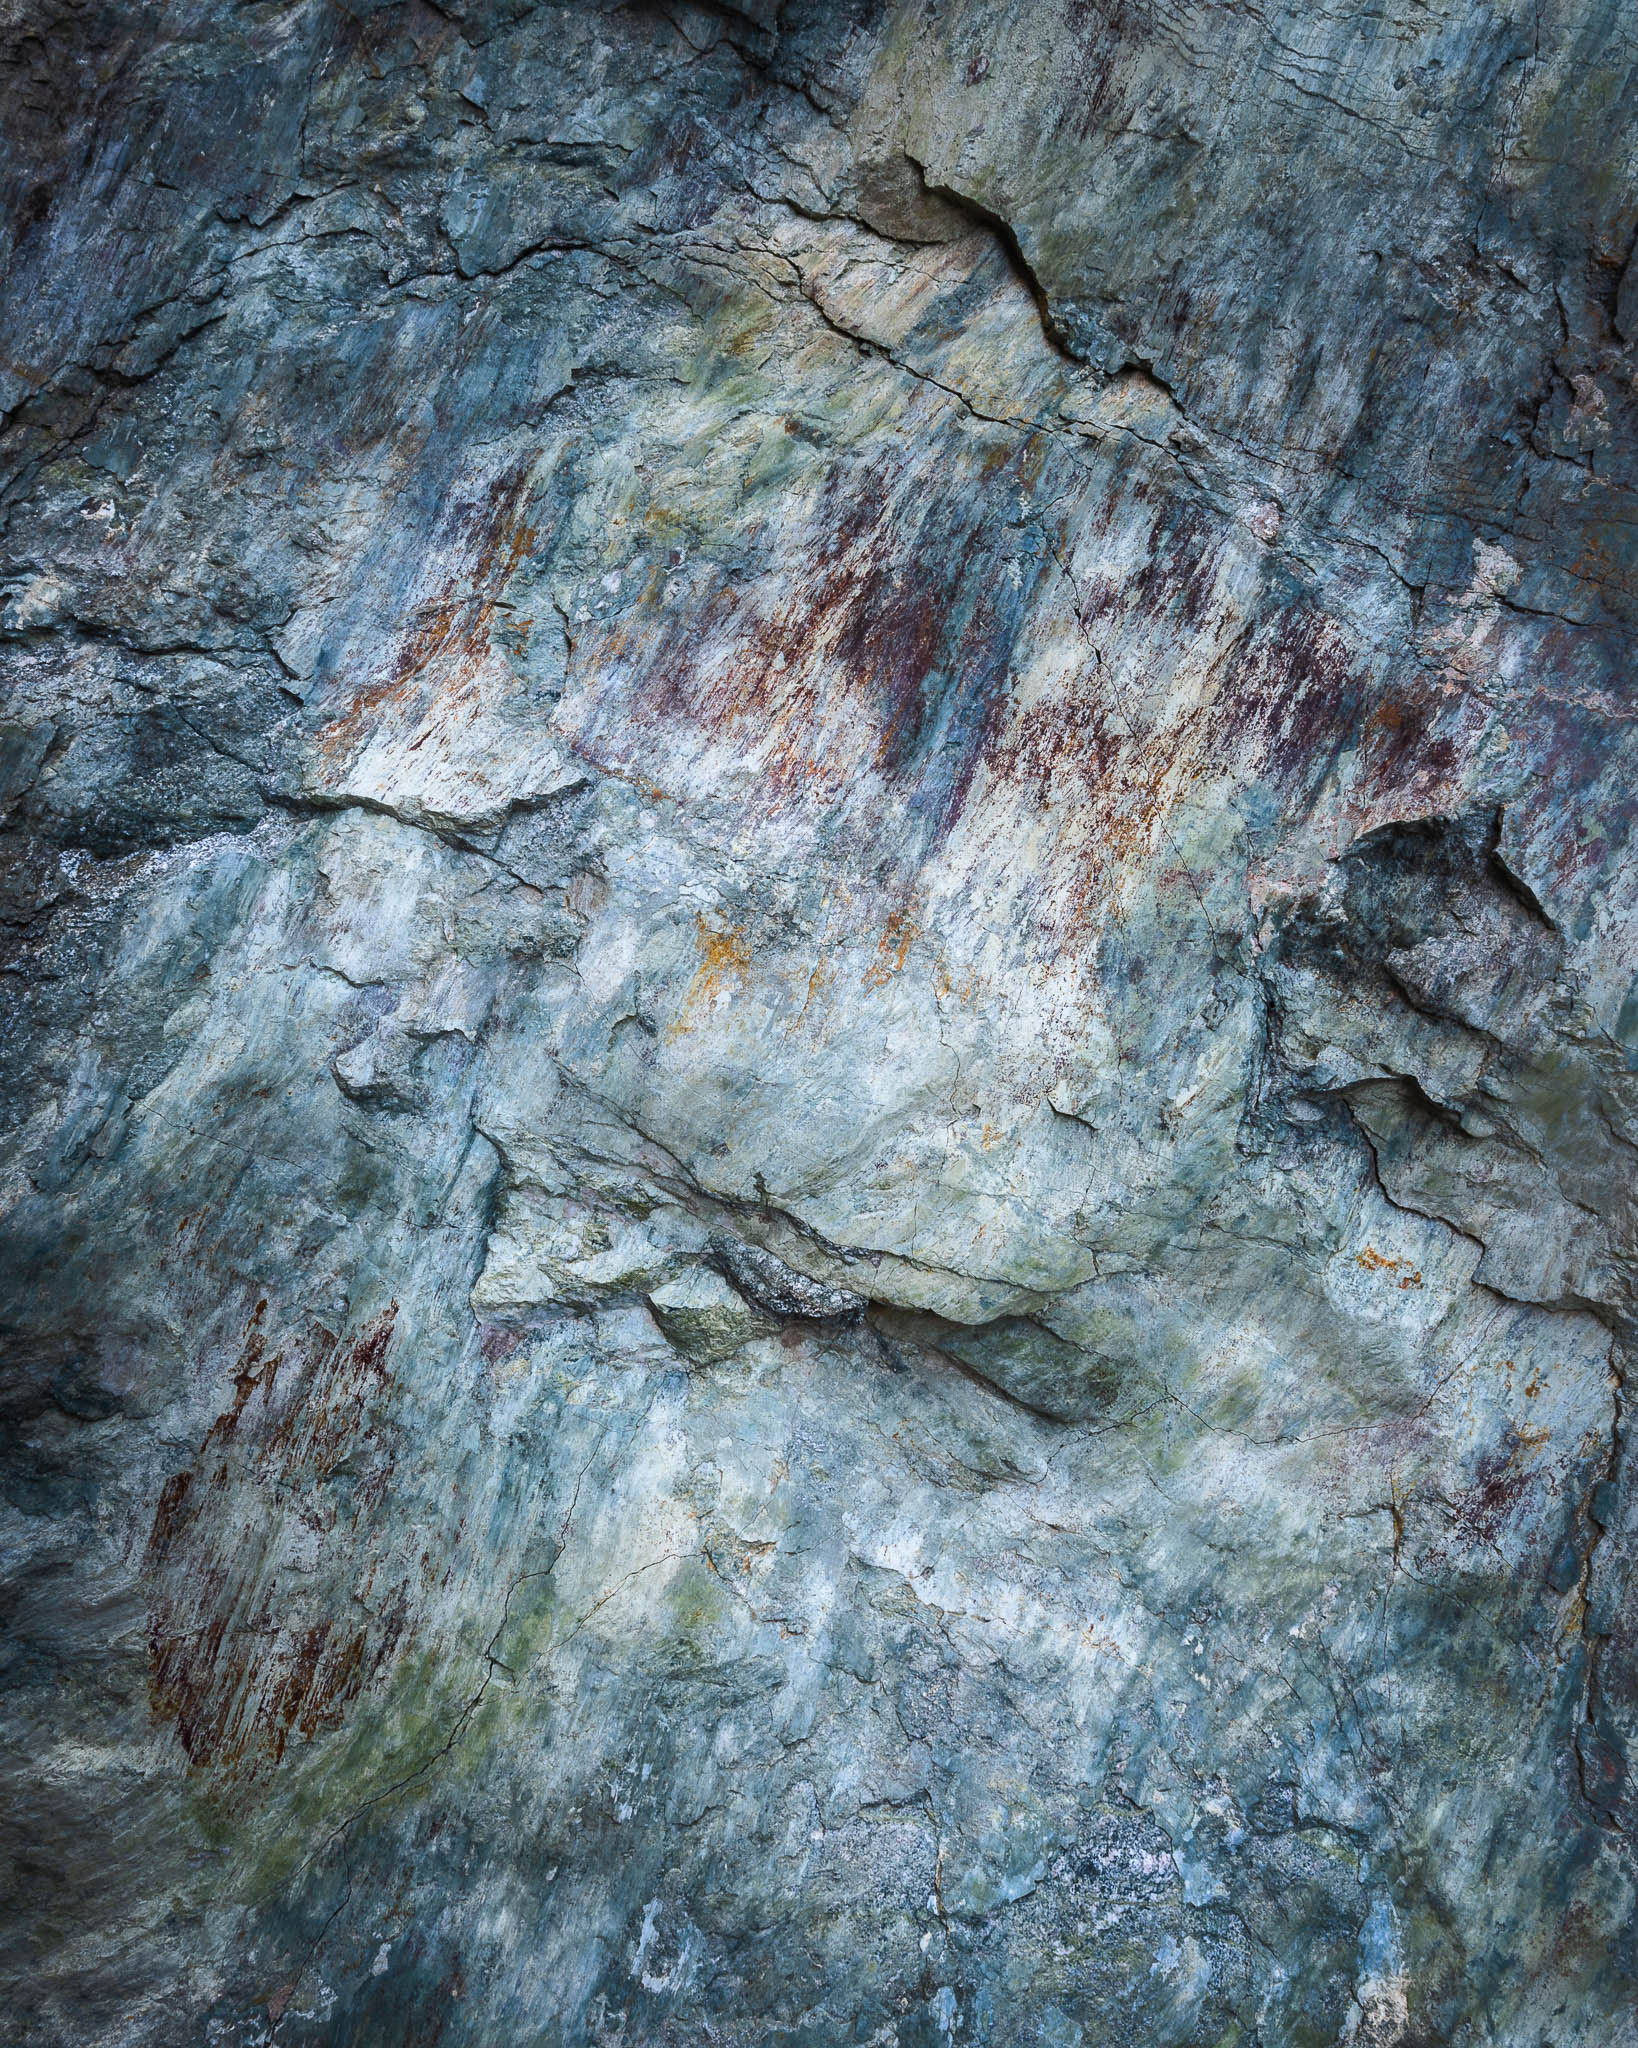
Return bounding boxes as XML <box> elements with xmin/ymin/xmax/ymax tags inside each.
<box><xmin>667</xmin><ymin>915</ymin><xmax>753</xmax><ymax>1038</ymax></box>
<box><xmin>862</xmin><ymin>908</ymin><xmax>920</xmax><ymax>990</ymax></box>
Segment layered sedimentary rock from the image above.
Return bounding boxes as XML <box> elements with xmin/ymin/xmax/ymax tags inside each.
<box><xmin>2</xmin><ymin>3</ymin><xmax>1636</xmax><ymax>2042</ymax></box>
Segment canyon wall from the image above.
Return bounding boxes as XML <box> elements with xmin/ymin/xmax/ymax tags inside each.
<box><xmin>3</xmin><ymin>3</ymin><xmax>1637</xmax><ymax>2042</ymax></box>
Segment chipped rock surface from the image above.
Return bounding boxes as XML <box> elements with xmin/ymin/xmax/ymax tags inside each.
<box><xmin>2</xmin><ymin>3</ymin><xmax>1636</xmax><ymax>2043</ymax></box>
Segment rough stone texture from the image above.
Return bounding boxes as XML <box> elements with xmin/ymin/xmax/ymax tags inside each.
<box><xmin>1</xmin><ymin>3</ymin><xmax>1636</xmax><ymax>2043</ymax></box>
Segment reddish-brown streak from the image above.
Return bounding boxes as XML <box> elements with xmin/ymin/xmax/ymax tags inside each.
<box><xmin>318</xmin><ymin>461</ymin><xmax>540</xmax><ymax>765</ymax></box>
<box><xmin>145</xmin><ymin>1304</ymin><xmax>403</xmax><ymax>1775</ymax></box>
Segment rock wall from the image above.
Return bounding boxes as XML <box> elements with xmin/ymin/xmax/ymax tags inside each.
<box><xmin>2</xmin><ymin>3</ymin><xmax>1636</xmax><ymax>2042</ymax></box>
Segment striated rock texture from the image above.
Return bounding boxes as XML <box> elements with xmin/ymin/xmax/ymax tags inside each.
<box><xmin>2</xmin><ymin>2</ymin><xmax>1637</xmax><ymax>2042</ymax></box>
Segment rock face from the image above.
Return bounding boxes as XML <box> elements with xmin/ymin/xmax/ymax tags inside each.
<box><xmin>2</xmin><ymin>2</ymin><xmax>1636</xmax><ymax>2041</ymax></box>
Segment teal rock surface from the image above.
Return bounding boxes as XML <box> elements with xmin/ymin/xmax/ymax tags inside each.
<box><xmin>2</xmin><ymin>3</ymin><xmax>1636</xmax><ymax>2042</ymax></box>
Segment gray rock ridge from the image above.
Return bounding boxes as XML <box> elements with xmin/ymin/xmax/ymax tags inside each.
<box><xmin>0</xmin><ymin>2</ymin><xmax>1635</xmax><ymax>2044</ymax></box>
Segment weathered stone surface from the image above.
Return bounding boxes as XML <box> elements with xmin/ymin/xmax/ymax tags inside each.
<box><xmin>1</xmin><ymin>2</ymin><xmax>1635</xmax><ymax>2043</ymax></box>
<box><xmin>647</xmin><ymin>1265</ymin><xmax>777</xmax><ymax>1364</ymax></box>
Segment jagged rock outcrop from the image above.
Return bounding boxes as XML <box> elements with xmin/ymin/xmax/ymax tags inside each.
<box><xmin>2</xmin><ymin>3</ymin><xmax>1636</xmax><ymax>2043</ymax></box>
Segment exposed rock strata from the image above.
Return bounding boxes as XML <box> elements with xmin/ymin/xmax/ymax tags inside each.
<box><xmin>1</xmin><ymin>3</ymin><xmax>1636</xmax><ymax>2043</ymax></box>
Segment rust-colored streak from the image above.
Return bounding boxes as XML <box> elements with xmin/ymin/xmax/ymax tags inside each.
<box><xmin>267</xmin><ymin>1305</ymin><xmax>398</xmax><ymax>1480</ymax></box>
<box><xmin>1210</xmin><ymin>600</ymin><xmax>1360</xmax><ymax>788</ymax></box>
<box><xmin>145</xmin><ymin>1303</ymin><xmax>405</xmax><ymax>1775</ymax></box>
<box><xmin>201</xmin><ymin>1297</ymin><xmax>282</xmax><ymax>1450</ymax></box>
<box><xmin>563</xmin><ymin>436</ymin><xmax>1042</xmax><ymax>843</ymax></box>
<box><xmin>861</xmin><ymin>907</ymin><xmax>921</xmax><ymax>990</ymax></box>
<box><xmin>669</xmin><ymin>915</ymin><xmax>754</xmax><ymax>1037</ymax></box>
<box><xmin>318</xmin><ymin>460</ymin><xmax>539</xmax><ymax>765</ymax></box>
<box><xmin>560</xmin><ymin>426</ymin><xmax>1491</xmax><ymax>973</ymax></box>
<box><xmin>147</xmin><ymin>1470</ymin><xmax>196</xmax><ymax>1556</ymax></box>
